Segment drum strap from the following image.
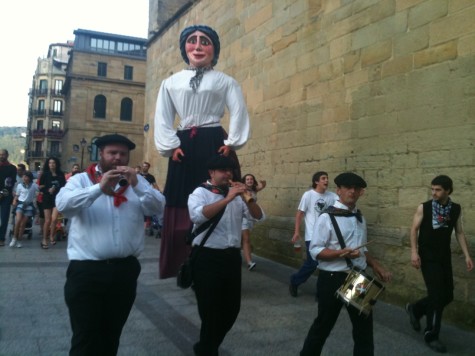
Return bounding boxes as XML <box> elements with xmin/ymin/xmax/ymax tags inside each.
<box><xmin>328</xmin><ymin>213</ymin><xmax>353</xmax><ymax>269</ymax></box>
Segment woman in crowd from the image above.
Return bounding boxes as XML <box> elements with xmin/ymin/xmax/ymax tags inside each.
<box><xmin>241</xmin><ymin>174</ymin><xmax>266</xmax><ymax>270</ymax></box>
<box><xmin>154</xmin><ymin>24</ymin><xmax>250</xmax><ymax>278</ymax></box>
<box><xmin>10</xmin><ymin>171</ymin><xmax>38</xmax><ymax>248</ymax></box>
<box><xmin>39</xmin><ymin>157</ymin><xmax>66</xmax><ymax>248</ymax></box>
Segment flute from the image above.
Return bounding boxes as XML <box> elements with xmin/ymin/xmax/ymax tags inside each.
<box><xmin>229</xmin><ymin>180</ymin><xmax>255</xmax><ymax>203</ymax></box>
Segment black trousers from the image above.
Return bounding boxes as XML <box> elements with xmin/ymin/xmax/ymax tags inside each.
<box><xmin>413</xmin><ymin>258</ymin><xmax>453</xmax><ymax>340</ymax></box>
<box><xmin>0</xmin><ymin>197</ymin><xmax>12</xmax><ymax>241</ymax></box>
<box><xmin>64</xmin><ymin>256</ymin><xmax>141</xmax><ymax>356</ymax></box>
<box><xmin>300</xmin><ymin>270</ymin><xmax>374</xmax><ymax>356</ymax></box>
<box><xmin>193</xmin><ymin>247</ymin><xmax>242</xmax><ymax>356</ymax></box>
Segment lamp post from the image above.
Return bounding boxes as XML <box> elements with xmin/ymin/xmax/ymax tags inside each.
<box><xmin>80</xmin><ymin>138</ymin><xmax>87</xmax><ymax>170</ymax></box>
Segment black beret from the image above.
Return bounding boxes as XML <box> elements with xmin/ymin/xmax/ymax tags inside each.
<box><xmin>334</xmin><ymin>172</ymin><xmax>367</xmax><ymax>188</ymax></box>
<box><xmin>94</xmin><ymin>134</ymin><xmax>136</xmax><ymax>150</ymax></box>
<box><xmin>207</xmin><ymin>155</ymin><xmax>237</xmax><ymax>170</ymax></box>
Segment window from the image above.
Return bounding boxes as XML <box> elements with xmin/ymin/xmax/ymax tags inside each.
<box><xmin>97</xmin><ymin>62</ymin><xmax>107</xmax><ymax>77</ymax></box>
<box><xmin>51</xmin><ymin>120</ymin><xmax>61</xmax><ymax>130</ymax></box>
<box><xmin>53</xmin><ymin>100</ymin><xmax>63</xmax><ymax>114</ymax></box>
<box><xmin>36</xmin><ymin>120</ymin><xmax>44</xmax><ymax>130</ymax></box>
<box><xmin>124</xmin><ymin>65</ymin><xmax>133</xmax><ymax>80</ymax></box>
<box><xmin>54</xmin><ymin>80</ymin><xmax>63</xmax><ymax>95</ymax></box>
<box><xmin>90</xmin><ymin>137</ymin><xmax>99</xmax><ymax>162</ymax></box>
<box><xmin>39</xmin><ymin>80</ymin><xmax>48</xmax><ymax>95</ymax></box>
<box><xmin>91</xmin><ymin>38</ymin><xmax>116</xmax><ymax>53</ymax></box>
<box><xmin>37</xmin><ymin>100</ymin><xmax>45</xmax><ymax>115</ymax></box>
<box><xmin>34</xmin><ymin>141</ymin><xmax>42</xmax><ymax>154</ymax></box>
<box><xmin>120</xmin><ymin>98</ymin><xmax>133</xmax><ymax>121</ymax></box>
<box><xmin>93</xmin><ymin>95</ymin><xmax>106</xmax><ymax>119</ymax></box>
<box><xmin>50</xmin><ymin>141</ymin><xmax>60</xmax><ymax>156</ymax></box>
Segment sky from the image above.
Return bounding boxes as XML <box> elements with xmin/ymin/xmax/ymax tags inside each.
<box><xmin>0</xmin><ymin>0</ymin><xmax>149</xmax><ymax>127</ymax></box>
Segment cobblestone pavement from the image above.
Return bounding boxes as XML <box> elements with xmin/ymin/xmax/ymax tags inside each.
<box><xmin>1</xmin><ymin>224</ymin><xmax>474</xmax><ymax>355</ymax></box>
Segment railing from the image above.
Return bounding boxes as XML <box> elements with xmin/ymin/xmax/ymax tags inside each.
<box><xmin>50</xmin><ymin>89</ymin><xmax>64</xmax><ymax>97</ymax></box>
<box><xmin>36</xmin><ymin>88</ymin><xmax>48</xmax><ymax>96</ymax></box>
<box><xmin>28</xmin><ymin>150</ymin><xmax>44</xmax><ymax>158</ymax></box>
<box><xmin>33</xmin><ymin>109</ymin><xmax>46</xmax><ymax>117</ymax></box>
<box><xmin>47</xmin><ymin>129</ymin><xmax>64</xmax><ymax>139</ymax></box>
<box><xmin>32</xmin><ymin>129</ymin><xmax>46</xmax><ymax>138</ymax></box>
<box><xmin>49</xmin><ymin>109</ymin><xmax>64</xmax><ymax>117</ymax></box>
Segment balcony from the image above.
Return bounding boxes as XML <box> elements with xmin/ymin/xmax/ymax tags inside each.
<box><xmin>47</xmin><ymin>129</ymin><xmax>64</xmax><ymax>139</ymax></box>
<box><xmin>49</xmin><ymin>109</ymin><xmax>64</xmax><ymax>117</ymax></box>
<box><xmin>50</xmin><ymin>89</ymin><xmax>64</xmax><ymax>97</ymax></box>
<box><xmin>32</xmin><ymin>129</ymin><xmax>46</xmax><ymax>138</ymax></box>
<box><xmin>28</xmin><ymin>150</ymin><xmax>44</xmax><ymax>158</ymax></box>
<box><xmin>33</xmin><ymin>109</ymin><xmax>46</xmax><ymax>117</ymax></box>
<box><xmin>36</xmin><ymin>88</ymin><xmax>48</xmax><ymax>97</ymax></box>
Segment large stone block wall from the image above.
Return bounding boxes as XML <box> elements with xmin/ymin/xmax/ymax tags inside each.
<box><xmin>145</xmin><ymin>0</ymin><xmax>475</xmax><ymax>329</ymax></box>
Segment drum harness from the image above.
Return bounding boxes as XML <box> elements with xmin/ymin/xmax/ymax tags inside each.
<box><xmin>327</xmin><ymin>211</ymin><xmax>356</xmax><ymax>271</ymax></box>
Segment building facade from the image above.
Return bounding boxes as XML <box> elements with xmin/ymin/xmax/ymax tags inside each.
<box><xmin>61</xmin><ymin>29</ymin><xmax>147</xmax><ymax>171</ymax></box>
<box><xmin>26</xmin><ymin>42</ymin><xmax>72</xmax><ymax>172</ymax></box>
<box><xmin>145</xmin><ymin>0</ymin><xmax>475</xmax><ymax>329</ymax></box>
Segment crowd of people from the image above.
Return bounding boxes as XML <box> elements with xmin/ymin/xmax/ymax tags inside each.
<box><xmin>1</xmin><ymin>23</ymin><xmax>473</xmax><ymax>356</ymax></box>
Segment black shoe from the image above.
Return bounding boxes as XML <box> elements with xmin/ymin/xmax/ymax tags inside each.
<box><xmin>405</xmin><ymin>303</ymin><xmax>421</xmax><ymax>331</ymax></box>
<box><xmin>425</xmin><ymin>337</ymin><xmax>447</xmax><ymax>354</ymax></box>
<box><xmin>289</xmin><ymin>283</ymin><xmax>298</xmax><ymax>297</ymax></box>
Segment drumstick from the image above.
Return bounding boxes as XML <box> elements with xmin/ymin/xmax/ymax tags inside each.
<box><xmin>339</xmin><ymin>240</ymin><xmax>375</xmax><ymax>257</ymax></box>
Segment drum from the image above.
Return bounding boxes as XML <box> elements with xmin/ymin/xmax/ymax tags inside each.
<box><xmin>336</xmin><ymin>267</ymin><xmax>385</xmax><ymax>316</ymax></box>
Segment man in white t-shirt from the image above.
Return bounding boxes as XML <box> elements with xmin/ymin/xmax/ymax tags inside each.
<box><xmin>289</xmin><ymin>171</ymin><xmax>338</xmax><ymax>297</ymax></box>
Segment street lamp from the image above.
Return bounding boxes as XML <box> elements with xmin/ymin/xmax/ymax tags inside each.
<box><xmin>80</xmin><ymin>138</ymin><xmax>87</xmax><ymax>170</ymax></box>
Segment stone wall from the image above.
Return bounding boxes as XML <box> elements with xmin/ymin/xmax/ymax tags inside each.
<box><xmin>145</xmin><ymin>0</ymin><xmax>475</xmax><ymax>329</ymax></box>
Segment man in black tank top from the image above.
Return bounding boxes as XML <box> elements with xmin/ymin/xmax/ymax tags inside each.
<box><xmin>407</xmin><ymin>175</ymin><xmax>473</xmax><ymax>353</ymax></box>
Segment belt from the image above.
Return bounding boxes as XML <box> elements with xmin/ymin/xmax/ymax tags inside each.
<box><xmin>72</xmin><ymin>256</ymin><xmax>135</xmax><ymax>265</ymax></box>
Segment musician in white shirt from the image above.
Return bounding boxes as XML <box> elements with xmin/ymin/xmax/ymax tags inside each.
<box><xmin>301</xmin><ymin>172</ymin><xmax>391</xmax><ymax>356</ymax></box>
<box><xmin>188</xmin><ymin>155</ymin><xmax>264</xmax><ymax>356</ymax></box>
<box><xmin>56</xmin><ymin>134</ymin><xmax>165</xmax><ymax>356</ymax></box>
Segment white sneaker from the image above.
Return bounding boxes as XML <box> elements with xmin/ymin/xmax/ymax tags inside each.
<box><xmin>248</xmin><ymin>262</ymin><xmax>256</xmax><ymax>271</ymax></box>
<box><xmin>16</xmin><ymin>241</ymin><xmax>22</xmax><ymax>248</ymax></box>
<box><xmin>9</xmin><ymin>238</ymin><xmax>17</xmax><ymax>247</ymax></box>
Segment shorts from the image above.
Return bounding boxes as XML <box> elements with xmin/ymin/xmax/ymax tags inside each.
<box><xmin>16</xmin><ymin>202</ymin><xmax>36</xmax><ymax>217</ymax></box>
<box><xmin>42</xmin><ymin>194</ymin><xmax>56</xmax><ymax>210</ymax></box>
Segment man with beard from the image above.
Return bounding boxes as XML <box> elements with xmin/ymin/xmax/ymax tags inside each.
<box><xmin>56</xmin><ymin>134</ymin><xmax>165</xmax><ymax>355</ymax></box>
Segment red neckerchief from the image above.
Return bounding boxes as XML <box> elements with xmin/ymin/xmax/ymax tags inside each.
<box><xmin>0</xmin><ymin>160</ymin><xmax>12</xmax><ymax>166</ymax></box>
<box><xmin>86</xmin><ymin>164</ymin><xmax>128</xmax><ymax>207</ymax></box>
<box><xmin>202</xmin><ymin>181</ymin><xmax>229</xmax><ymax>196</ymax></box>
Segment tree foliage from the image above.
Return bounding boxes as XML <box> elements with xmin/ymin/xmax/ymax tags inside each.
<box><xmin>0</xmin><ymin>127</ymin><xmax>27</xmax><ymax>166</ymax></box>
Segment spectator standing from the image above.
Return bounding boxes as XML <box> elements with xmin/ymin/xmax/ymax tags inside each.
<box><xmin>10</xmin><ymin>171</ymin><xmax>38</xmax><ymax>248</ymax></box>
<box><xmin>406</xmin><ymin>175</ymin><xmax>473</xmax><ymax>353</ymax></box>
<box><xmin>0</xmin><ymin>149</ymin><xmax>17</xmax><ymax>246</ymax></box>
<box><xmin>241</xmin><ymin>173</ymin><xmax>266</xmax><ymax>270</ymax></box>
<box><xmin>39</xmin><ymin>157</ymin><xmax>66</xmax><ymax>248</ymax></box>
<box><xmin>289</xmin><ymin>171</ymin><xmax>338</xmax><ymax>297</ymax></box>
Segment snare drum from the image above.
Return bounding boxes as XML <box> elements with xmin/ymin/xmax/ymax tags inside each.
<box><xmin>336</xmin><ymin>267</ymin><xmax>385</xmax><ymax>316</ymax></box>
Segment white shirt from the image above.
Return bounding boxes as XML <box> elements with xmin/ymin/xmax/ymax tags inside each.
<box><xmin>309</xmin><ymin>201</ymin><xmax>368</xmax><ymax>272</ymax></box>
<box><xmin>298</xmin><ymin>190</ymin><xmax>338</xmax><ymax>241</ymax></box>
<box><xmin>15</xmin><ymin>182</ymin><xmax>39</xmax><ymax>204</ymax></box>
<box><xmin>154</xmin><ymin>70</ymin><xmax>250</xmax><ymax>157</ymax></box>
<box><xmin>56</xmin><ymin>171</ymin><xmax>166</xmax><ymax>261</ymax></box>
<box><xmin>188</xmin><ymin>186</ymin><xmax>264</xmax><ymax>249</ymax></box>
